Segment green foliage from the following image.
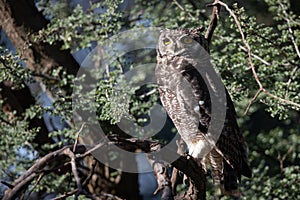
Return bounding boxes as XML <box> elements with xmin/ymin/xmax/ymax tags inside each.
<box><xmin>1</xmin><ymin>0</ymin><xmax>299</xmax><ymax>198</ymax></box>
<box><xmin>0</xmin><ymin>99</ymin><xmax>38</xmax><ymax>180</ymax></box>
<box><xmin>130</xmin><ymin>0</ymin><xmax>209</xmax><ymax>28</ymax></box>
<box><xmin>0</xmin><ymin>49</ymin><xmax>38</xmax><ymax>181</ymax></box>
<box><xmin>35</xmin><ymin>0</ymin><xmax>124</xmax><ymax>50</ymax></box>
<box><xmin>0</xmin><ymin>47</ymin><xmax>31</xmax><ymax>89</ymax></box>
<box><xmin>211</xmin><ymin>2</ymin><xmax>300</xmax><ymax>119</ymax></box>
<box><xmin>95</xmin><ymin>70</ymin><xmax>134</xmax><ymax>124</ymax></box>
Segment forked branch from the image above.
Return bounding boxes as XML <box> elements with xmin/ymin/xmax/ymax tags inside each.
<box><xmin>209</xmin><ymin>0</ymin><xmax>300</xmax><ymax>114</ymax></box>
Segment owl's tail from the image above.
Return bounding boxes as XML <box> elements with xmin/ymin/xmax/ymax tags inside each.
<box><xmin>208</xmin><ymin>150</ymin><xmax>247</xmax><ymax>199</ymax></box>
<box><xmin>223</xmin><ymin>161</ymin><xmax>239</xmax><ymax>194</ymax></box>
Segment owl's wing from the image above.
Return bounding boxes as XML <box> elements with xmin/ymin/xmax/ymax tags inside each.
<box><xmin>156</xmin><ymin>59</ymin><xmax>210</xmax><ymax>144</ymax></box>
<box><xmin>156</xmin><ymin>58</ymin><xmax>251</xmax><ymax>193</ymax></box>
<box><xmin>157</xmin><ymin>86</ymin><xmax>203</xmax><ymax>144</ymax></box>
<box><xmin>217</xmin><ymin>91</ymin><xmax>252</xmax><ymax>178</ymax></box>
<box><xmin>180</xmin><ymin>62</ymin><xmax>252</xmax><ymax>179</ymax></box>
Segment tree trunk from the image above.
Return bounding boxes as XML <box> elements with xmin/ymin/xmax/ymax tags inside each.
<box><xmin>0</xmin><ymin>1</ymin><xmax>140</xmax><ymax>198</ymax></box>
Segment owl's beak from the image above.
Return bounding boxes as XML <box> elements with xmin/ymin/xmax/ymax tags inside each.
<box><xmin>167</xmin><ymin>44</ymin><xmax>179</xmax><ymax>57</ymax></box>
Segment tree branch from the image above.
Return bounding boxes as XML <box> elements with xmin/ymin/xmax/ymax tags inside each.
<box><xmin>172</xmin><ymin>0</ymin><xmax>196</xmax><ymax>20</ymax></box>
<box><xmin>205</xmin><ymin>0</ymin><xmax>221</xmax><ymax>44</ymax></box>
<box><xmin>279</xmin><ymin>3</ymin><xmax>300</xmax><ymax>60</ymax></box>
<box><xmin>243</xmin><ymin>88</ymin><xmax>263</xmax><ymax>115</ymax></box>
<box><xmin>148</xmin><ymin>159</ymin><xmax>173</xmax><ymax>200</ymax></box>
<box><xmin>216</xmin><ymin>1</ymin><xmax>300</xmax><ymax>114</ymax></box>
<box><xmin>3</xmin><ymin>136</ymin><xmax>206</xmax><ymax>200</ymax></box>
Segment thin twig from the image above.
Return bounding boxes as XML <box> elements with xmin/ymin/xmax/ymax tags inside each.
<box><xmin>285</xmin><ymin>66</ymin><xmax>299</xmax><ymax>99</ymax></box>
<box><xmin>82</xmin><ymin>159</ymin><xmax>97</xmax><ymax>186</ymax></box>
<box><xmin>217</xmin><ymin>1</ymin><xmax>300</xmax><ymax>114</ymax></box>
<box><xmin>52</xmin><ymin>188</ymin><xmax>80</xmax><ymax>200</ymax></box>
<box><xmin>64</xmin><ymin>148</ymin><xmax>82</xmax><ymax>200</ymax></box>
<box><xmin>263</xmin><ymin>90</ymin><xmax>300</xmax><ymax>108</ymax></box>
<box><xmin>277</xmin><ymin>147</ymin><xmax>293</xmax><ymax>174</ymax></box>
<box><xmin>173</xmin><ymin>0</ymin><xmax>196</xmax><ymax>20</ymax></box>
<box><xmin>279</xmin><ymin>3</ymin><xmax>300</xmax><ymax>60</ymax></box>
<box><xmin>238</xmin><ymin>45</ymin><xmax>271</xmax><ymax>66</ymax></box>
<box><xmin>243</xmin><ymin>88</ymin><xmax>263</xmax><ymax>115</ymax></box>
<box><xmin>26</xmin><ymin>173</ymin><xmax>44</xmax><ymax>199</ymax></box>
<box><xmin>139</xmin><ymin>88</ymin><xmax>157</xmax><ymax>98</ymax></box>
<box><xmin>73</xmin><ymin>122</ymin><xmax>86</xmax><ymax>152</ymax></box>
<box><xmin>78</xmin><ymin>138</ymin><xmax>107</xmax><ymax>158</ymax></box>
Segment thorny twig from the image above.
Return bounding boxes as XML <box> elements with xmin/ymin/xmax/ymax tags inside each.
<box><xmin>172</xmin><ymin>0</ymin><xmax>196</xmax><ymax>20</ymax></box>
<box><xmin>73</xmin><ymin>122</ymin><xmax>86</xmax><ymax>152</ymax></box>
<box><xmin>279</xmin><ymin>3</ymin><xmax>300</xmax><ymax>60</ymax></box>
<box><xmin>277</xmin><ymin>147</ymin><xmax>293</xmax><ymax>175</ymax></box>
<box><xmin>214</xmin><ymin>1</ymin><xmax>300</xmax><ymax>114</ymax></box>
<box><xmin>285</xmin><ymin>66</ymin><xmax>299</xmax><ymax>99</ymax></box>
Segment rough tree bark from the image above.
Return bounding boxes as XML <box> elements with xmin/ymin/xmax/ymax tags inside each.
<box><xmin>0</xmin><ymin>0</ymin><xmax>140</xmax><ymax>198</ymax></box>
<box><xmin>2</xmin><ymin>137</ymin><xmax>206</xmax><ymax>200</ymax></box>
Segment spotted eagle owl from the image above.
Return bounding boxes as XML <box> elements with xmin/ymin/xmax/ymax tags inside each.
<box><xmin>155</xmin><ymin>28</ymin><xmax>252</xmax><ymax>196</ymax></box>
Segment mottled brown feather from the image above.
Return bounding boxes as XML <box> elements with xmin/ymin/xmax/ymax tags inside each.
<box><xmin>155</xmin><ymin>28</ymin><xmax>251</xmax><ymax>195</ymax></box>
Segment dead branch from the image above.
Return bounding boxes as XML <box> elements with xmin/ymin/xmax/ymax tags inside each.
<box><xmin>172</xmin><ymin>0</ymin><xmax>196</xmax><ymax>20</ymax></box>
<box><xmin>205</xmin><ymin>0</ymin><xmax>221</xmax><ymax>44</ymax></box>
<box><xmin>148</xmin><ymin>159</ymin><xmax>173</xmax><ymax>200</ymax></box>
<box><xmin>2</xmin><ymin>136</ymin><xmax>206</xmax><ymax>200</ymax></box>
<box><xmin>172</xmin><ymin>156</ymin><xmax>206</xmax><ymax>200</ymax></box>
<box><xmin>2</xmin><ymin>145</ymin><xmax>87</xmax><ymax>200</ymax></box>
<box><xmin>243</xmin><ymin>88</ymin><xmax>263</xmax><ymax>115</ymax></box>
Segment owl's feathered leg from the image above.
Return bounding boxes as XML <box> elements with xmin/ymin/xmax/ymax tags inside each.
<box><xmin>208</xmin><ymin>149</ymin><xmax>241</xmax><ymax>199</ymax></box>
<box><xmin>206</xmin><ymin>149</ymin><xmax>225</xmax><ymax>199</ymax></box>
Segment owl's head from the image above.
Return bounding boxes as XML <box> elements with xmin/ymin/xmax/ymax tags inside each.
<box><xmin>157</xmin><ymin>28</ymin><xmax>209</xmax><ymax>59</ymax></box>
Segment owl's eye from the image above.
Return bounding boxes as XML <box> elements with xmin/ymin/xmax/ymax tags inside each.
<box><xmin>163</xmin><ymin>38</ymin><xmax>171</xmax><ymax>45</ymax></box>
<box><xmin>181</xmin><ymin>36</ymin><xmax>193</xmax><ymax>44</ymax></box>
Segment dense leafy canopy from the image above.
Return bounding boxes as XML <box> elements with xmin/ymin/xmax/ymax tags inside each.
<box><xmin>0</xmin><ymin>0</ymin><xmax>299</xmax><ymax>199</ymax></box>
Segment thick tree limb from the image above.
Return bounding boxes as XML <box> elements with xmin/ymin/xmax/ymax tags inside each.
<box><xmin>0</xmin><ymin>0</ymin><xmax>80</xmax><ymax>75</ymax></box>
<box><xmin>148</xmin><ymin>159</ymin><xmax>173</xmax><ymax>200</ymax></box>
<box><xmin>2</xmin><ymin>136</ymin><xmax>206</xmax><ymax>200</ymax></box>
<box><xmin>3</xmin><ymin>145</ymin><xmax>86</xmax><ymax>200</ymax></box>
